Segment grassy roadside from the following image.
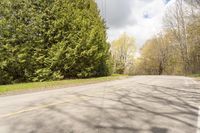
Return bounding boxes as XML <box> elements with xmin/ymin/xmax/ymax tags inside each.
<box><xmin>188</xmin><ymin>74</ymin><xmax>200</xmax><ymax>80</ymax></box>
<box><xmin>0</xmin><ymin>74</ymin><xmax>128</xmax><ymax>95</ymax></box>
<box><xmin>195</xmin><ymin>77</ymin><xmax>200</xmax><ymax>80</ymax></box>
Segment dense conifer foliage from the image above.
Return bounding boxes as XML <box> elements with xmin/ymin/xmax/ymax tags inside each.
<box><xmin>0</xmin><ymin>0</ymin><xmax>111</xmax><ymax>84</ymax></box>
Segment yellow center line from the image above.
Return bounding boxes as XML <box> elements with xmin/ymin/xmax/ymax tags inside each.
<box><xmin>0</xmin><ymin>87</ymin><xmax>120</xmax><ymax>119</ymax></box>
<box><xmin>0</xmin><ymin>96</ymin><xmax>91</xmax><ymax>119</ymax></box>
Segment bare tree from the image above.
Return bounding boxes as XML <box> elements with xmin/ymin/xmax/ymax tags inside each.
<box><xmin>110</xmin><ymin>33</ymin><xmax>136</xmax><ymax>74</ymax></box>
<box><xmin>184</xmin><ymin>0</ymin><xmax>200</xmax><ymax>9</ymax></box>
<box><xmin>164</xmin><ymin>0</ymin><xmax>190</xmax><ymax>73</ymax></box>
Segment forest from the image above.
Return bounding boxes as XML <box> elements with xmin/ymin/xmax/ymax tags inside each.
<box><xmin>134</xmin><ymin>0</ymin><xmax>200</xmax><ymax>75</ymax></box>
<box><xmin>110</xmin><ymin>0</ymin><xmax>200</xmax><ymax>76</ymax></box>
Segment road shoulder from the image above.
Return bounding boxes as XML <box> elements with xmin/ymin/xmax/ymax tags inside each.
<box><xmin>0</xmin><ymin>75</ymin><xmax>129</xmax><ymax>97</ymax></box>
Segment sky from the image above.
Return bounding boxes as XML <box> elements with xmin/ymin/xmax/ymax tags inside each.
<box><xmin>95</xmin><ymin>0</ymin><xmax>175</xmax><ymax>47</ymax></box>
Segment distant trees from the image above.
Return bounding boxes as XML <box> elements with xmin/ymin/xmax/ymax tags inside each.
<box><xmin>134</xmin><ymin>33</ymin><xmax>173</xmax><ymax>75</ymax></box>
<box><xmin>164</xmin><ymin>0</ymin><xmax>200</xmax><ymax>74</ymax></box>
<box><xmin>134</xmin><ymin>0</ymin><xmax>200</xmax><ymax>75</ymax></box>
<box><xmin>186</xmin><ymin>0</ymin><xmax>200</xmax><ymax>73</ymax></box>
<box><xmin>0</xmin><ymin>0</ymin><xmax>111</xmax><ymax>85</ymax></box>
<box><xmin>164</xmin><ymin>0</ymin><xmax>190</xmax><ymax>73</ymax></box>
<box><xmin>110</xmin><ymin>33</ymin><xmax>136</xmax><ymax>74</ymax></box>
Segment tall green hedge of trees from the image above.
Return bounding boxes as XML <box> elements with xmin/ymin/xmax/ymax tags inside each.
<box><xmin>0</xmin><ymin>0</ymin><xmax>112</xmax><ymax>85</ymax></box>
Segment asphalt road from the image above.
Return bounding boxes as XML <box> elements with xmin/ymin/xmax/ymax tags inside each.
<box><xmin>0</xmin><ymin>76</ymin><xmax>200</xmax><ymax>133</ymax></box>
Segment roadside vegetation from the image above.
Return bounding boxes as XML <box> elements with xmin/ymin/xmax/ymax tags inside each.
<box><xmin>0</xmin><ymin>0</ymin><xmax>199</xmax><ymax>88</ymax></box>
<box><xmin>0</xmin><ymin>74</ymin><xmax>127</xmax><ymax>94</ymax></box>
<box><xmin>110</xmin><ymin>0</ymin><xmax>199</xmax><ymax>76</ymax></box>
<box><xmin>189</xmin><ymin>74</ymin><xmax>200</xmax><ymax>80</ymax></box>
<box><xmin>132</xmin><ymin>0</ymin><xmax>200</xmax><ymax>76</ymax></box>
<box><xmin>0</xmin><ymin>0</ymin><xmax>112</xmax><ymax>85</ymax></box>
<box><xmin>110</xmin><ymin>33</ymin><xmax>136</xmax><ymax>75</ymax></box>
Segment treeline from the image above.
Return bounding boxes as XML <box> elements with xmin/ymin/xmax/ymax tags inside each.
<box><xmin>110</xmin><ymin>33</ymin><xmax>136</xmax><ymax>74</ymax></box>
<box><xmin>0</xmin><ymin>0</ymin><xmax>111</xmax><ymax>85</ymax></box>
<box><xmin>134</xmin><ymin>0</ymin><xmax>200</xmax><ymax>75</ymax></box>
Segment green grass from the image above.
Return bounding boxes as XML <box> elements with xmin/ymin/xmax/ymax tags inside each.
<box><xmin>188</xmin><ymin>73</ymin><xmax>200</xmax><ymax>80</ymax></box>
<box><xmin>0</xmin><ymin>74</ymin><xmax>128</xmax><ymax>94</ymax></box>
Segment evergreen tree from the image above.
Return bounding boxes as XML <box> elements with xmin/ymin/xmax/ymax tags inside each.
<box><xmin>0</xmin><ymin>0</ymin><xmax>111</xmax><ymax>84</ymax></box>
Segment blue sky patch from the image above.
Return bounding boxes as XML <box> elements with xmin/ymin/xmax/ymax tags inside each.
<box><xmin>164</xmin><ymin>0</ymin><xmax>171</xmax><ymax>4</ymax></box>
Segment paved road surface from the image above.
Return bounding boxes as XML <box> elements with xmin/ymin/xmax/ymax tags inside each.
<box><xmin>0</xmin><ymin>76</ymin><xmax>200</xmax><ymax>133</ymax></box>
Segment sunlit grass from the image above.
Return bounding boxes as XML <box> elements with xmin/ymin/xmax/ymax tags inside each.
<box><xmin>188</xmin><ymin>73</ymin><xmax>200</xmax><ymax>80</ymax></box>
<box><xmin>0</xmin><ymin>74</ymin><xmax>128</xmax><ymax>94</ymax></box>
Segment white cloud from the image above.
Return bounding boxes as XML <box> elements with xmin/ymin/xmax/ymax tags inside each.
<box><xmin>96</xmin><ymin>0</ymin><xmax>135</xmax><ymax>28</ymax></box>
<box><xmin>96</xmin><ymin>0</ymin><xmax>175</xmax><ymax>47</ymax></box>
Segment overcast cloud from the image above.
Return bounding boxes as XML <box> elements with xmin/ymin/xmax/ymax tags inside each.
<box><xmin>95</xmin><ymin>0</ymin><xmax>175</xmax><ymax>47</ymax></box>
<box><xmin>96</xmin><ymin>0</ymin><xmax>135</xmax><ymax>28</ymax></box>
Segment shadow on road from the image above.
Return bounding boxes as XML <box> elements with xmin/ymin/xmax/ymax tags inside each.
<box><xmin>8</xmin><ymin>81</ymin><xmax>200</xmax><ymax>133</ymax></box>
